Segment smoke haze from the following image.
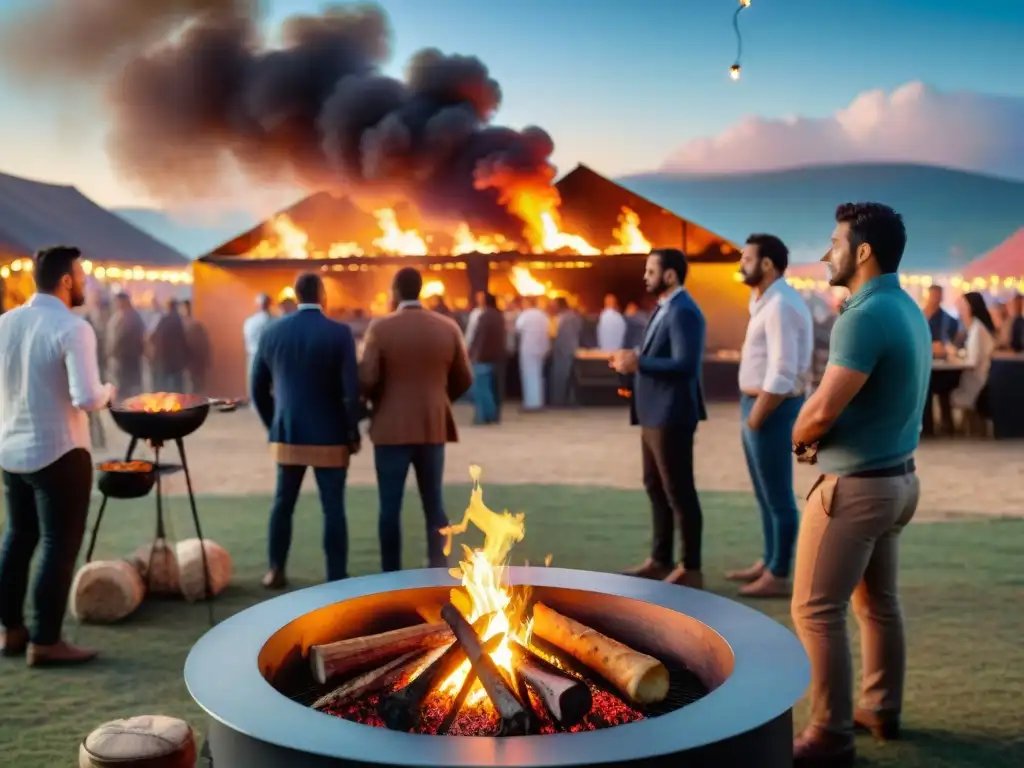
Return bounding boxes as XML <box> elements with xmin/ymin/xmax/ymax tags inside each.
<box><xmin>0</xmin><ymin>1</ymin><xmax>557</xmax><ymax>234</ymax></box>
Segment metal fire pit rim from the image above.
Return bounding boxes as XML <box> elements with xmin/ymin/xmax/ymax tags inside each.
<box><xmin>185</xmin><ymin>567</ymin><xmax>809</xmax><ymax>767</ymax></box>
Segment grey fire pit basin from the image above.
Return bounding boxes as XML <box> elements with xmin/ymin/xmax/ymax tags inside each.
<box><xmin>185</xmin><ymin>568</ymin><xmax>809</xmax><ymax>768</ymax></box>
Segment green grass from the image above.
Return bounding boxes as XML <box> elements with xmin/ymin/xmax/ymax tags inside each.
<box><xmin>1</xmin><ymin>486</ymin><xmax>1022</xmax><ymax>767</ymax></box>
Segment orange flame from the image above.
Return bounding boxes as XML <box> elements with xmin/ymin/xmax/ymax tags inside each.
<box><xmin>240</xmin><ymin>198</ymin><xmax>654</xmax><ymax>259</ymax></box>
<box><xmin>434</xmin><ymin>466</ymin><xmax>529</xmax><ymax>703</ymax></box>
<box><xmin>421</xmin><ymin>280</ymin><xmax>445</xmax><ymax>298</ymax></box>
<box><xmin>373</xmin><ymin>209</ymin><xmax>429</xmax><ymax>255</ymax></box>
<box><xmin>508</xmin><ymin>265</ymin><xmax>550</xmax><ymax>297</ymax></box>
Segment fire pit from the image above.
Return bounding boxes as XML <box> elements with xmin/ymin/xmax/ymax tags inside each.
<box><xmin>186</xmin><ymin>469</ymin><xmax>808</xmax><ymax>766</ymax></box>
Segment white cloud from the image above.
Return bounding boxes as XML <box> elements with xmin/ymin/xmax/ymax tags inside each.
<box><xmin>660</xmin><ymin>82</ymin><xmax>1024</xmax><ymax>181</ymax></box>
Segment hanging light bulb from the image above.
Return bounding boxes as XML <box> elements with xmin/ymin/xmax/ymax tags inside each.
<box><xmin>731</xmin><ymin>0</ymin><xmax>751</xmax><ymax>81</ymax></box>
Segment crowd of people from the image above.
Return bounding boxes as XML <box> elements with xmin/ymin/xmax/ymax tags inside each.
<box><xmin>0</xmin><ymin>200</ymin><xmax>1004</xmax><ymax>768</ymax></box>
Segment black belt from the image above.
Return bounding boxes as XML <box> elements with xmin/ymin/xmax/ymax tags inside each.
<box><xmin>848</xmin><ymin>459</ymin><xmax>916</xmax><ymax>479</ymax></box>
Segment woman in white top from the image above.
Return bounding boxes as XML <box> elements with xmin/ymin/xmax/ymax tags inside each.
<box><xmin>950</xmin><ymin>291</ymin><xmax>996</xmax><ymax>409</ymax></box>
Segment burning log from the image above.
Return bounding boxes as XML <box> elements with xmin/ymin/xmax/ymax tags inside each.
<box><xmin>440</xmin><ymin>604</ymin><xmax>533</xmax><ymax>736</ymax></box>
<box><xmin>510</xmin><ymin>640</ymin><xmax>592</xmax><ymax>728</ymax></box>
<box><xmin>312</xmin><ymin>646</ymin><xmax>447</xmax><ymax>711</ymax></box>
<box><xmin>532</xmin><ymin>603</ymin><xmax>669</xmax><ymax>706</ymax></box>
<box><xmin>310</xmin><ymin>623</ymin><xmax>454</xmax><ymax>684</ymax></box>
<box><xmin>436</xmin><ymin>634</ymin><xmax>502</xmax><ymax>735</ymax></box>
<box><xmin>377</xmin><ymin>613</ymin><xmax>492</xmax><ymax>732</ymax></box>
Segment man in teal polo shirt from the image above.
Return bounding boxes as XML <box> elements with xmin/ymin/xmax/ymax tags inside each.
<box><xmin>789</xmin><ymin>203</ymin><xmax>931</xmax><ymax>767</ymax></box>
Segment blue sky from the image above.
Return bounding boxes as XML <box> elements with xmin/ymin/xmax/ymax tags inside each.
<box><xmin>0</xmin><ymin>0</ymin><xmax>1021</xmax><ymax>207</ymax></box>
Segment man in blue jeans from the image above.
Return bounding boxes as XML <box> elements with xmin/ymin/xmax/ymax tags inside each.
<box><xmin>360</xmin><ymin>268</ymin><xmax>473</xmax><ymax>571</ymax></box>
<box><xmin>469</xmin><ymin>293</ymin><xmax>507</xmax><ymax>424</ymax></box>
<box><xmin>727</xmin><ymin>234</ymin><xmax>813</xmax><ymax>598</ymax></box>
<box><xmin>250</xmin><ymin>273</ymin><xmax>361</xmax><ymax>588</ymax></box>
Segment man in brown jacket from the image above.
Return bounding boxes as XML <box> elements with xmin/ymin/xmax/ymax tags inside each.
<box><xmin>360</xmin><ymin>267</ymin><xmax>473</xmax><ymax>572</ymax></box>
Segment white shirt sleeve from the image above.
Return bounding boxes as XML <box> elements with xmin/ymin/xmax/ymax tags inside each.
<box><xmin>761</xmin><ymin>300</ymin><xmax>802</xmax><ymax>395</ymax></box>
<box><xmin>64</xmin><ymin>321</ymin><xmax>114</xmax><ymax>411</ymax></box>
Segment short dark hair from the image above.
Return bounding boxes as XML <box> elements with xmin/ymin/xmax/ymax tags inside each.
<box><xmin>484</xmin><ymin>292</ymin><xmax>498</xmax><ymax>308</ymax></box>
<box><xmin>745</xmin><ymin>233</ymin><xmax>789</xmax><ymax>274</ymax></box>
<box><xmin>294</xmin><ymin>272</ymin><xmax>323</xmax><ymax>304</ymax></box>
<box><xmin>393</xmin><ymin>267</ymin><xmax>423</xmax><ymax>302</ymax></box>
<box><xmin>653</xmin><ymin>248</ymin><xmax>688</xmax><ymax>285</ymax></box>
<box><xmin>34</xmin><ymin>246</ymin><xmax>81</xmax><ymax>293</ymax></box>
<box><xmin>835</xmin><ymin>202</ymin><xmax>906</xmax><ymax>274</ymax></box>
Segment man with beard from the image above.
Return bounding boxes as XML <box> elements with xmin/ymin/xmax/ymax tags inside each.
<box><xmin>790</xmin><ymin>203</ymin><xmax>930</xmax><ymax>767</ymax></box>
<box><xmin>726</xmin><ymin>234</ymin><xmax>813</xmax><ymax>598</ymax></box>
<box><xmin>612</xmin><ymin>248</ymin><xmax>707</xmax><ymax>589</ymax></box>
<box><xmin>0</xmin><ymin>246</ymin><xmax>115</xmax><ymax>666</ymax></box>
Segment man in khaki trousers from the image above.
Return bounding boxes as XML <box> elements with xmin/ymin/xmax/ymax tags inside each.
<box><xmin>789</xmin><ymin>203</ymin><xmax>931</xmax><ymax>767</ymax></box>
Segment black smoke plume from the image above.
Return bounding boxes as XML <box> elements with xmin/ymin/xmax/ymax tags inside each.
<box><xmin>0</xmin><ymin>1</ymin><xmax>557</xmax><ymax>233</ymax></box>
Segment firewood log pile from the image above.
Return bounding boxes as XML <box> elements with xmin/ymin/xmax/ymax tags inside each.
<box><xmin>71</xmin><ymin>538</ymin><xmax>232</xmax><ymax>624</ymax></box>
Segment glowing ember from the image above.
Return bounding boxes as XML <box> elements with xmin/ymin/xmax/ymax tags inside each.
<box><xmin>434</xmin><ymin>466</ymin><xmax>528</xmax><ymax>705</ymax></box>
<box><xmin>373</xmin><ymin>209</ymin><xmax>428</xmax><ymax>255</ymax></box>
<box><xmin>121</xmin><ymin>392</ymin><xmax>186</xmax><ymax>413</ymax></box>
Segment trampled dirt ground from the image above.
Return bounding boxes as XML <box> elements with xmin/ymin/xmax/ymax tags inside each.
<box><xmin>102</xmin><ymin>403</ymin><xmax>1024</xmax><ymax>521</ymax></box>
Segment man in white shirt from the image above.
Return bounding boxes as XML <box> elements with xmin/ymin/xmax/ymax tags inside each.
<box><xmin>596</xmin><ymin>294</ymin><xmax>627</xmax><ymax>351</ymax></box>
<box><xmin>0</xmin><ymin>246</ymin><xmax>115</xmax><ymax>666</ymax></box>
<box><xmin>727</xmin><ymin>234</ymin><xmax>813</xmax><ymax>598</ymax></box>
<box><xmin>515</xmin><ymin>297</ymin><xmax>551</xmax><ymax>410</ymax></box>
<box><xmin>243</xmin><ymin>293</ymin><xmax>273</xmax><ymax>394</ymax></box>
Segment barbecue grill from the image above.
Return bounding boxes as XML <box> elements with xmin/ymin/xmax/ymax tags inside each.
<box><xmin>85</xmin><ymin>393</ymin><xmax>215</xmax><ymax>622</ymax></box>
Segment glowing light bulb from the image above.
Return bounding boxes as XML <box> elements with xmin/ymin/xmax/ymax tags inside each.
<box><xmin>740</xmin><ymin>0</ymin><xmax>751</xmax><ymax>6</ymax></box>
<box><xmin>730</xmin><ymin>64</ymin><xmax>741</xmax><ymax>80</ymax></box>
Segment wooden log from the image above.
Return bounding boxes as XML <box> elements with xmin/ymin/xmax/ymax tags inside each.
<box><xmin>377</xmin><ymin>613</ymin><xmax>492</xmax><ymax>732</ymax></box>
<box><xmin>511</xmin><ymin>640</ymin><xmax>592</xmax><ymax>727</ymax></box>
<box><xmin>311</xmin><ymin>645</ymin><xmax>448</xmax><ymax>711</ymax></box>
<box><xmin>310</xmin><ymin>623</ymin><xmax>454</xmax><ymax>684</ymax></box>
<box><xmin>531</xmin><ymin>603</ymin><xmax>669</xmax><ymax>706</ymax></box>
<box><xmin>441</xmin><ymin>604</ymin><xmax>533</xmax><ymax>736</ymax></box>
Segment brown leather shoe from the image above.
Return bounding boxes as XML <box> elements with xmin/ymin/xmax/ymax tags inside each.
<box><xmin>738</xmin><ymin>571</ymin><xmax>791</xmax><ymax>598</ymax></box>
<box><xmin>854</xmin><ymin>708</ymin><xmax>901</xmax><ymax>741</ymax></box>
<box><xmin>26</xmin><ymin>639</ymin><xmax>98</xmax><ymax>667</ymax></box>
<box><xmin>664</xmin><ymin>565</ymin><xmax>704</xmax><ymax>590</ymax></box>
<box><xmin>793</xmin><ymin>727</ymin><xmax>856</xmax><ymax>768</ymax></box>
<box><xmin>0</xmin><ymin>626</ymin><xmax>29</xmax><ymax>657</ymax></box>
<box><xmin>725</xmin><ymin>560</ymin><xmax>765</xmax><ymax>583</ymax></box>
<box><xmin>621</xmin><ymin>558</ymin><xmax>673</xmax><ymax>580</ymax></box>
<box><xmin>262</xmin><ymin>569</ymin><xmax>288</xmax><ymax>589</ymax></box>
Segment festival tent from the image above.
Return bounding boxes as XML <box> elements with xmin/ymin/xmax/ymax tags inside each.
<box><xmin>0</xmin><ymin>170</ymin><xmax>191</xmax><ymax>310</ymax></box>
<box><xmin>960</xmin><ymin>228</ymin><xmax>1024</xmax><ymax>282</ymax></box>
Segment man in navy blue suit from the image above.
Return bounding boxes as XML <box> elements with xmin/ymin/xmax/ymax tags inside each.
<box><xmin>611</xmin><ymin>248</ymin><xmax>707</xmax><ymax>589</ymax></box>
<box><xmin>251</xmin><ymin>272</ymin><xmax>361</xmax><ymax>588</ymax></box>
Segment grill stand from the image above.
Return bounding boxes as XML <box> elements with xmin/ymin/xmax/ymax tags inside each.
<box><xmin>85</xmin><ymin>436</ymin><xmax>215</xmax><ymax>627</ymax></box>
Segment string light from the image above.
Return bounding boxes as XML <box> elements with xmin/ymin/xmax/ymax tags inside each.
<box><xmin>731</xmin><ymin>0</ymin><xmax>751</xmax><ymax>81</ymax></box>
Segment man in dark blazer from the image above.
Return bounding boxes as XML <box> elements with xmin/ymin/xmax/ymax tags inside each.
<box><xmin>611</xmin><ymin>248</ymin><xmax>707</xmax><ymax>589</ymax></box>
<box><xmin>250</xmin><ymin>272</ymin><xmax>361</xmax><ymax>588</ymax></box>
<box><xmin>360</xmin><ymin>267</ymin><xmax>474</xmax><ymax>572</ymax></box>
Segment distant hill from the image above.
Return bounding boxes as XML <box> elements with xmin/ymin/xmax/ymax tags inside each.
<box><xmin>618</xmin><ymin>163</ymin><xmax>1024</xmax><ymax>272</ymax></box>
<box><xmin>112</xmin><ymin>208</ymin><xmax>258</xmax><ymax>259</ymax></box>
